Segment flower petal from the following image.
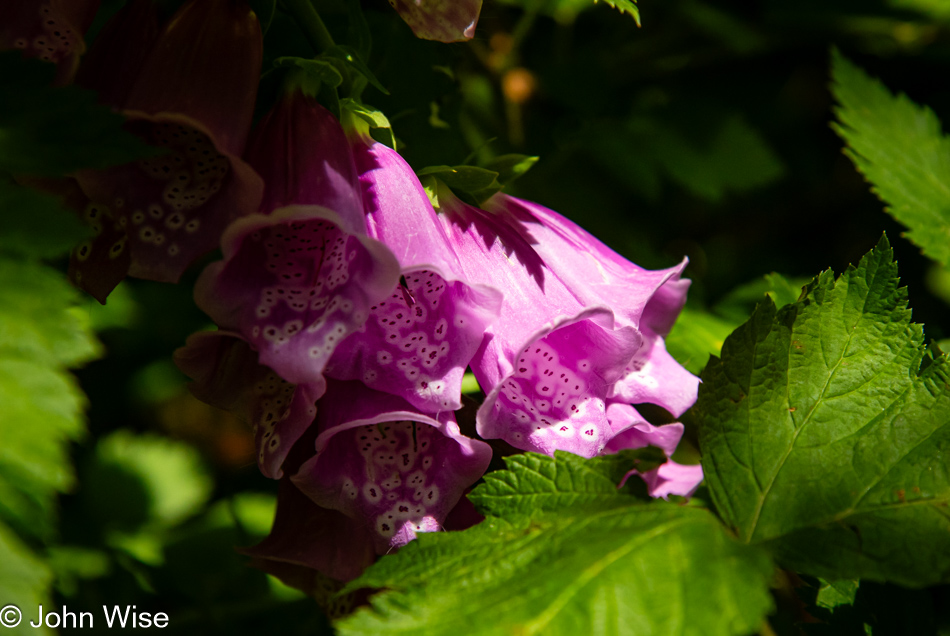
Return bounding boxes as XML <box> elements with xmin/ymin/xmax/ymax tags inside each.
<box><xmin>194</xmin><ymin>206</ymin><xmax>401</xmax><ymax>386</ymax></box>
<box><xmin>388</xmin><ymin>0</ymin><xmax>481</xmax><ymax>42</ymax></box>
<box><xmin>477</xmin><ymin>310</ymin><xmax>641</xmax><ymax>457</ymax></box>
<box><xmin>611</xmin><ymin>336</ymin><xmax>700</xmax><ymax>418</ymax></box>
<box><xmin>76</xmin><ymin>114</ymin><xmax>264</xmax><ymax>285</ymax></box>
<box><xmin>240</xmin><ymin>479</ymin><xmax>376</xmax><ymax>583</ymax></box>
<box><xmin>633</xmin><ymin>461</ymin><xmax>704</xmax><ymax>499</ymax></box>
<box><xmin>247</xmin><ymin>91</ymin><xmax>364</xmax><ymax>231</ymax></box>
<box><xmin>0</xmin><ymin>0</ymin><xmax>99</xmax><ymax>83</ymax></box>
<box><xmin>173</xmin><ymin>330</ymin><xmax>323</xmax><ymax>478</ymax></box>
<box><xmin>602</xmin><ymin>402</ymin><xmax>684</xmax><ymax>457</ymax></box>
<box><xmin>292</xmin><ymin>381</ymin><xmax>492</xmax><ymax>554</ymax></box>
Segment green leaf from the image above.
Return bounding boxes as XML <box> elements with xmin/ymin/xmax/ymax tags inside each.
<box><xmin>668</xmin><ymin>274</ymin><xmax>806</xmax><ymax>375</ymax></box>
<box><xmin>273</xmin><ymin>56</ymin><xmax>344</xmax><ymax>91</ymax></box>
<box><xmin>483</xmin><ymin>154</ymin><xmax>539</xmax><ymax>185</ymax></box>
<box><xmin>341</xmin><ymin>99</ymin><xmax>396</xmax><ymax>150</ymax></box>
<box><xmin>831</xmin><ymin>49</ymin><xmax>950</xmax><ymax>268</ymax></box>
<box><xmin>0</xmin><ymin>523</ymin><xmax>54</xmax><ymax>636</ymax></box>
<box><xmin>325</xmin><ymin>46</ymin><xmax>390</xmax><ymax>96</ymax></box>
<box><xmin>696</xmin><ymin>235</ymin><xmax>950</xmax><ymax>586</ymax></box>
<box><xmin>417</xmin><ymin>165</ymin><xmax>502</xmax><ymax>204</ymax></box>
<box><xmin>601</xmin><ymin>0</ymin><xmax>641</xmax><ymax>25</ymax></box>
<box><xmin>0</xmin><ymin>180</ymin><xmax>90</xmax><ymax>259</ymax></box>
<box><xmin>339</xmin><ymin>452</ymin><xmax>774</xmax><ymax>636</ymax></box>
<box><xmin>815</xmin><ymin>579</ymin><xmax>860</xmax><ymax>610</ymax></box>
<box><xmin>0</xmin><ymin>51</ymin><xmax>158</xmax><ymax>176</ymax></box>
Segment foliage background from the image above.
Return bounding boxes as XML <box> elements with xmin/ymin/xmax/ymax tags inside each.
<box><xmin>3</xmin><ymin>0</ymin><xmax>950</xmax><ymax>633</ymax></box>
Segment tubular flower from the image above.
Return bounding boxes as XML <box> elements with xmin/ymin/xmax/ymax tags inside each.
<box><xmin>0</xmin><ymin>0</ymin><xmax>100</xmax><ymax>83</ymax></box>
<box><xmin>292</xmin><ymin>381</ymin><xmax>492</xmax><ymax>554</ymax></box>
<box><xmin>324</xmin><ymin>119</ymin><xmax>502</xmax><ymax>412</ymax></box>
<box><xmin>194</xmin><ymin>91</ymin><xmax>401</xmax><ymax>388</ymax></box>
<box><xmin>173</xmin><ymin>331</ymin><xmax>322</xmax><ymax>479</ymax></box>
<box><xmin>434</xmin><ymin>183</ymin><xmax>642</xmax><ymax>458</ymax></box>
<box><xmin>72</xmin><ymin>0</ymin><xmax>264</xmax><ymax>298</ymax></box>
<box><xmin>75</xmin><ymin>0</ymin><xmax>161</xmax><ymax>108</ymax></box>
<box><xmin>387</xmin><ymin>0</ymin><xmax>482</xmax><ymax>43</ymax></box>
<box><xmin>481</xmin><ymin>193</ymin><xmax>700</xmax><ymax>418</ymax></box>
<box><xmin>604</xmin><ymin>402</ymin><xmax>704</xmax><ymax>499</ymax></box>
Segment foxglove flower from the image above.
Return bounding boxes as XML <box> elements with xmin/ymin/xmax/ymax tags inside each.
<box><xmin>323</xmin><ymin>118</ymin><xmax>502</xmax><ymax>412</ymax></box>
<box><xmin>194</xmin><ymin>91</ymin><xmax>401</xmax><ymax>387</ymax></box>
<box><xmin>481</xmin><ymin>193</ymin><xmax>700</xmax><ymax>418</ymax></box>
<box><xmin>75</xmin><ymin>0</ymin><xmax>160</xmax><ymax>108</ymax></box>
<box><xmin>242</xmin><ymin>479</ymin><xmax>376</xmax><ymax>583</ymax></box>
<box><xmin>0</xmin><ymin>0</ymin><xmax>100</xmax><ymax>83</ymax></box>
<box><xmin>605</xmin><ymin>402</ymin><xmax>703</xmax><ymax>498</ymax></box>
<box><xmin>388</xmin><ymin>0</ymin><xmax>481</xmax><ymax>42</ymax></box>
<box><xmin>73</xmin><ymin>0</ymin><xmax>264</xmax><ymax>298</ymax></box>
<box><xmin>174</xmin><ymin>331</ymin><xmax>322</xmax><ymax>478</ymax></box>
<box><xmin>434</xmin><ymin>183</ymin><xmax>643</xmax><ymax>458</ymax></box>
<box><xmin>292</xmin><ymin>381</ymin><xmax>492</xmax><ymax>554</ymax></box>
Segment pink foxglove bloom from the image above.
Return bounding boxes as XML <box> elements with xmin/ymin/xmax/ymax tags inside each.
<box><xmin>194</xmin><ymin>91</ymin><xmax>401</xmax><ymax>387</ymax></box>
<box><xmin>174</xmin><ymin>331</ymin><xmax>322</xmax><ymax>479</ymax></box>
<box><xmin>323</xmin><ymin>118</ymin><xmax>502</xmax><ymax>412</ymax></box>
<box><xmin>0</xmin><ymin>0</ymin><xmax>100</xmax><ymax>83</ymax></box>
<box><xmin>481</xmin><ymin>193</ymin><xmax>700</xmax><ymax>419</ymax></box>
<box><xmin>292</xmin><ymin>381</ymin><xmax>492</xmax><ymax>554</ymax></box>
<box><xmin>605</xmin><ymin>402</ymin><xmax>704</xmax><ymax>498</ymax></box>
<box><xmin>73</xmin><ymin>0</ymin><xmax>264</xmax><ymax>299</ymax></box>
<box><xmin>388</xmin><ymin>0</ymin><xmax>481</xmax><ymax>42</ymax></box>
<box><xmin>242</xmin><ymin>479</ymin><xmax>377</xmax><ymax>583</ymax></box>
<box><xmin>434</xmin><ymin>183</ymin><xmax>642</xmax><ymax>458</ymax></box>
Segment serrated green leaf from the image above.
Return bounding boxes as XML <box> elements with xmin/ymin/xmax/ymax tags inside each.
<box><xmin>696</xmin><ymin>235</ymin><xmax>950</xmax><ymax>586</ymax></box>
<box><xmin>714</xmin><ymin>272</ymin><xmax>809</xmax><ymax>324</ymax></box>
<box><xmin>601</xmin><ymin>0</ymin><xmax>641</xmax><ymax>25</ymax></box>
<box><xmin>0</xmin><ymin>180</ymin><xmax>90</xmax><ymax>259</ymax></box>
<box><xmin>0</xmin><ymin>51</ymin><xmax>158</xmax><ymax>176</ymax></box>
<box><xmin>470</xmin><ymin>450</ymin><xmax>666</xmax><ymax>517</ymax></box>
<box><xmin>340</xmin><ymin>452</ymin><xmax>773</xmax><ymax>636</ymax></box>
<box><xmin>0</xmin><ymin>259</ymin><xmax>100</xmax><ymax>367</ymax></box>
<box><xmin>831</xmin><ymin>49</ymin><xmax>950</xmax><ymax>268</ymax></box>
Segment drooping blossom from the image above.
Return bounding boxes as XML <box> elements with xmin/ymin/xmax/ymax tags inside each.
<box><xmin>193</xmin><ymin>89</ymin><xmax>402</xmax><ymax>389</ymax></box>
<box><xmin>604</xmin><ymin>402</ymin><xmax>704</xmax><ymax>498</ymax></box>
<box><xmin>75</xmin><ymin>0</ymin><xmax>160</xmax><ymax>108</ymax></box>
<box><xmin>292</xmin><ymin>380</ymin><xmax>492</xmax><ymax>554</ymax></box>
<box><xmin>241</xmin><ymin>478</ymin><xmax>376</xmax><ymax>584</ymax></box>
<box><xmin>387</xmin><ymin>0</ymin><xmax>482</xmax><ymax>42</ymax></box>
<box><xmin>433</xmin><ymin>182</ymin><xmax>642</xmax><ymax>458</ymax></box>
<box><xmin>73</xmin><ymin>0</ymin><xmax>264</xmax><ymax>299</ymax></box>
<box><xmin>0</xmin><ymin>0</ymin><xmax>100</xmax><ymax>83</ymax></box>
<box><xmin>173</xmin><ymin>330</ymin><xmax>322</xmax><ymax>479</ymax></box>
<box><xmin>322</xmin><ymin>116</ymin><xmax>502</xmax><ymax>412</ymax></box>
<box><xmin>481</xmin><ymin>193</ymin><xmax>700</xmax><ymax>418</ymax></box>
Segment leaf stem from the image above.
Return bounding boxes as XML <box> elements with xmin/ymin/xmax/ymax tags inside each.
<box><xmin>281</xmin><ymin>0</ymin><xmax>335</xmax><ymax>53</ymax></box>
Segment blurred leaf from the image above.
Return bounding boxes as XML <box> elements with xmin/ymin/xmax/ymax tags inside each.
<box><xmin>666</xmin><ymin>307</ymin><xmax>736</xmax><ymax>375</ymax></box>
<box><xmin>0</xmin><ymin>180</ymin><xmax>89</xmax><ymax>259</ymax></box>
<box><xmin>696</xmin><ymin>237</ymin><xmax>950</xmax><ymax>586</ymax></box>
<box><xmin>95</xmin><ymin>431</ymin><xmax>213</xmax><ymax>529</ymax></box>
<box><xmin>889</xmin><ymin>0</ymin><xmax>950</xmax><ymax>20</ymax></box>
<box><xmin>0</xmin><ymin>51</ymin><xmax>158</xmax><ymax>176</ymax></box>
<box><xmin>714</xmin><ymin>272</ymin><xmax>808</xmax><ymax>324</ymax></box>
<box><xmin>460</xmin><ymin>371</ymin><xmax>481</xmax><ymax>394</ymax></box>
<box><xmin>81</xmin><ymin>282</ymin><xmax>140</xmax><ymax>332</ymax></box>
<box><xmin>340</xmin><ymin>452</ymin><xmax>774</xmax><ymax>636</ymax></box>
<box><xmin>0</xmin><ymin>523</ymin><xmax>53</xmax><ymax>636</ymax></box>
<box><xmin>48</xmin><ymin>546</ymin><xmax>111</xmax><ymax>597</ymax></box>
<box><xmin>831</xmin><ymin>49</ymin><xmax>950</xmax><ymax>268</ymax></box>
<box><xmin>129</xmin><ymin>358</ymin><xmax>188</xmax><ymax>406</ymax></box>
<box><xmin>815</xmin><ymin>579</ymin><xmax>860</xmax><ymax>610</ymax></box>
<box><xmin>499</xmin><ymin>0</ymin><xmax>640</xmax><ymax>25</ymax></box>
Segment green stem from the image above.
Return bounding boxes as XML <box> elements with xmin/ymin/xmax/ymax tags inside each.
<box><xmin>281</xmin><ymin>0</ymin><xmax>335</xmax><ymax>53</ymax></box>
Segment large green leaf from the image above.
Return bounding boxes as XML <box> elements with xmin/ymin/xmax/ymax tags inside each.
<box><xmin>831</xmin><ymin>50</ymin><xmax>950</xmax><ymax>268</ymax></box>
<box><xmin>0</xmin><ymin>524</ymin><xmax>53</xmax><ymax>636</ymax></box>
<box><xmin>339</xmin><ymin>452</ymin><xmax>773</xmax><ymax>636</ymax></box>
<box><xmin>696</xmin><ymin>236</ymin><xmax>950</xmax><ymax>586</ymax></box>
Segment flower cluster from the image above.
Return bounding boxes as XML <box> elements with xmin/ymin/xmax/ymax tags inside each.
<box><xmin>174</xmin><ymin>82</ymin><xmax>703</xmax><ymax>585</ymax></box>
<box><xmin>15</xmin><ymin>0</ymin><xmax>703</xmax><ymax>589</ymax></box>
